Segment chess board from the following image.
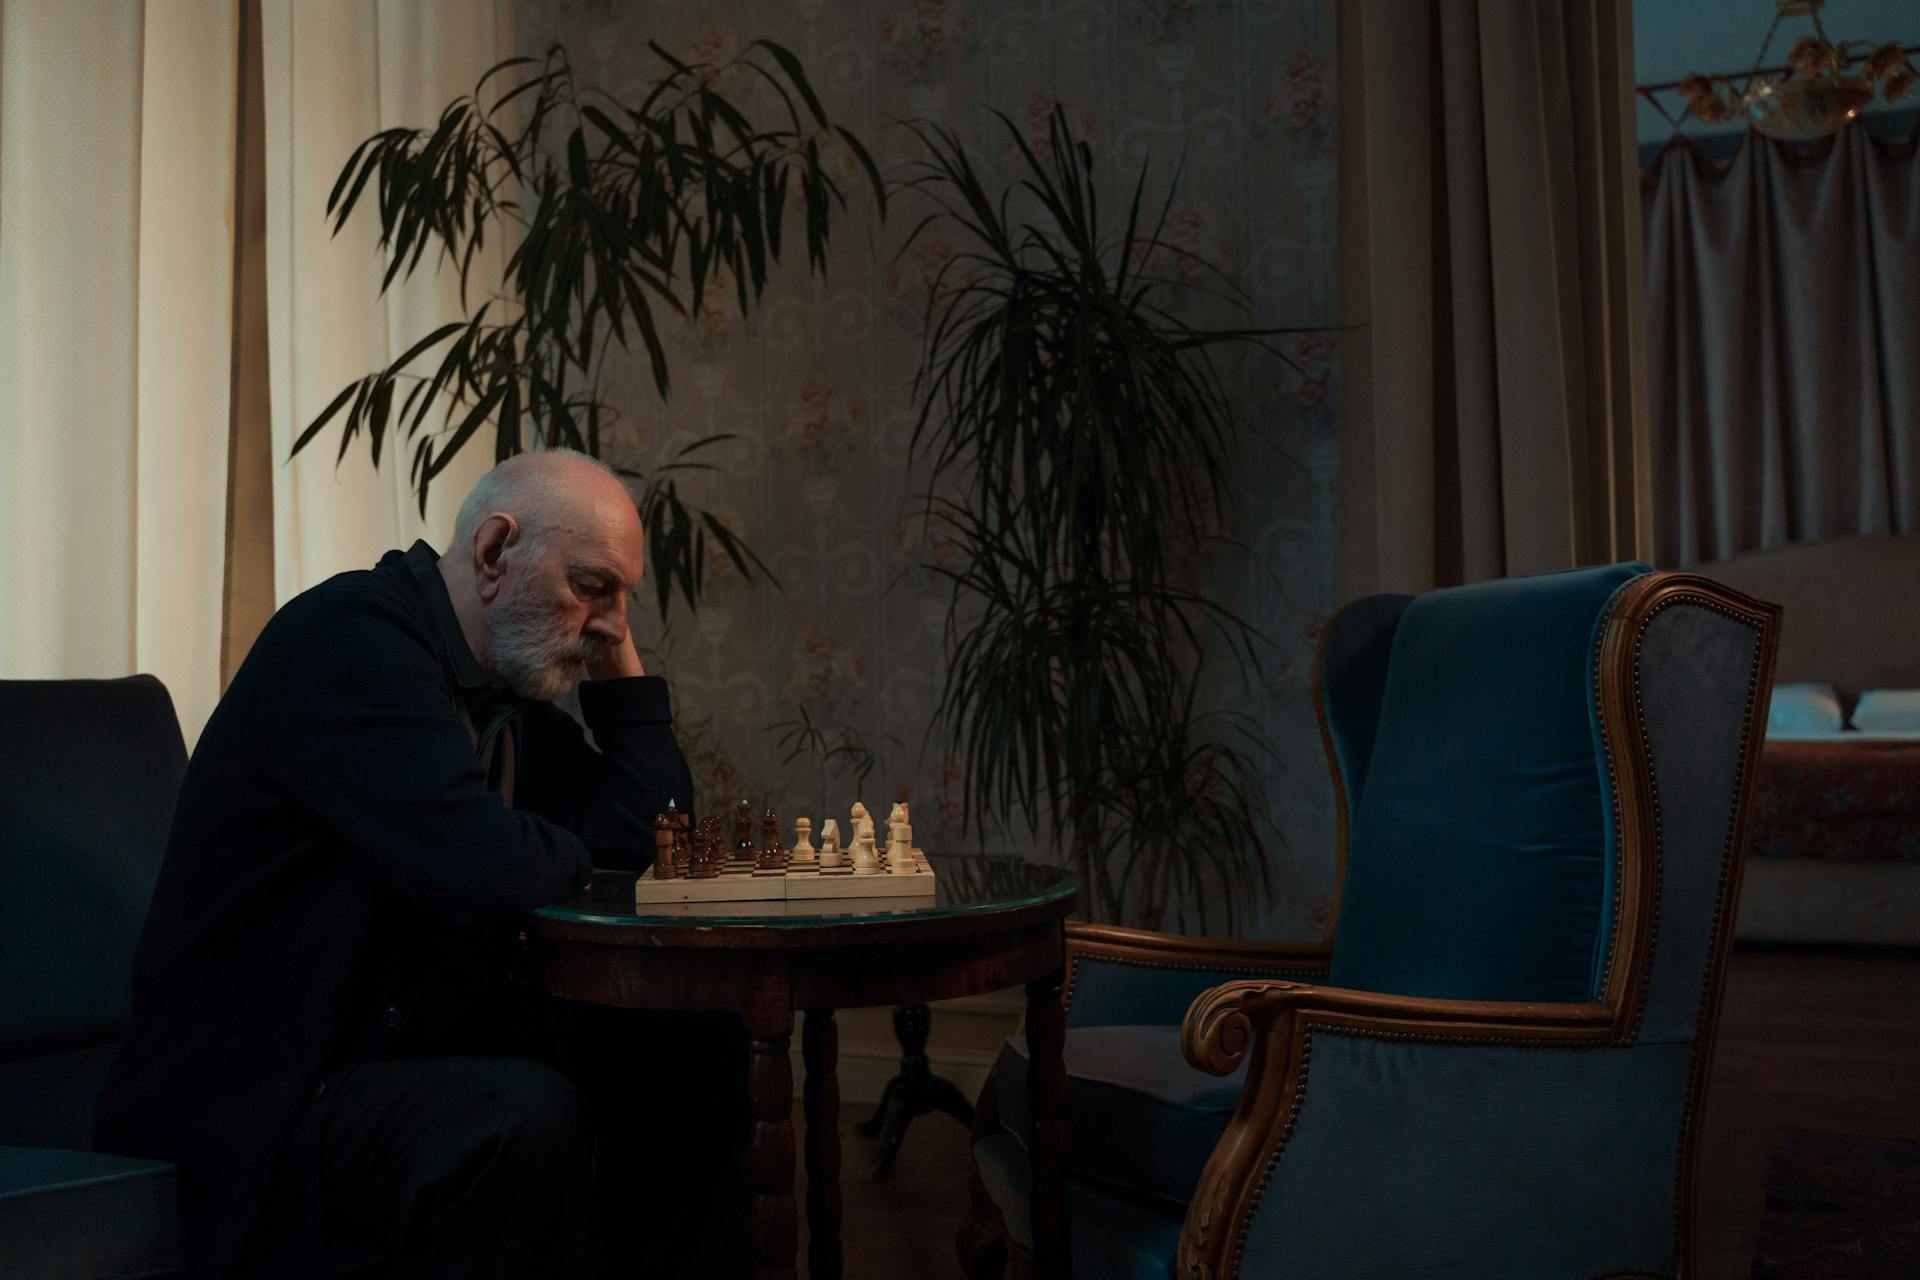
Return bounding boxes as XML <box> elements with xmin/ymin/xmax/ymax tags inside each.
<box><xmin>632</xmin><ymin>850</ymin><xmax>938</xmax><ymax>905</ymax></box>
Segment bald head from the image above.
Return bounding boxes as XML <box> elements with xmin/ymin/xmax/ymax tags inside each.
<box><xmin>438</xmin><ymin>449</ymin><xmax>646</xmax><ymax>698</ymax></box>
<box><xmin>450</xmin><ymin>449</ymin><xmax>638</xmax><ymax>557</ymax></box>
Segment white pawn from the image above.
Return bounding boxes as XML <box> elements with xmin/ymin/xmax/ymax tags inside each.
<box><xmin>888</xmin><ymin>823</ymin><xmax>918</xmax><ymax>874</ymax></box>
<box><xmin>885</xmin><ymin>803</ymin><xmax>907</xmax><ymax>860</ymax></box>
<box><xmin>792</xmin><ymin>817</ymin><xmax>817</xmax><ymax>863</ymax></box>
<box><xmin>818</xmin><ymin>819</ymin><xmax>843</xmax><ymax>868</ymax></box>
<box><xmin>851</xmin><ymin>826</ymin><xmax>880</xmax><ymax>874</ymax></box>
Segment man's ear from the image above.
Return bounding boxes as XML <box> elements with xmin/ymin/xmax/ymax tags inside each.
<box><xmin>472</xmin><ymin>513</ymin><xmax>518</xmax><ymax>604</ymax></box>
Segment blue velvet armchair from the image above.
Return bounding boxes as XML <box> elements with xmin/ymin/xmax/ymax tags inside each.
<box><xmin>961</xmin><ymin>565</ymin><xmax>1781</xmax><ymax>1279</ymax></box>
<box><xmin>1</xmin><ymin>677</ymin><xmax>187</xmax><ymax>1278</ymax></box>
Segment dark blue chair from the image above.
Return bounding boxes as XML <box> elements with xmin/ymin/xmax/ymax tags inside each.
<box><xmin>1</xmin><ymin>677</ymin><xmax>186</xmax><ymax>1278</ymax></box>
<box><xmin>961</xmin><ymin>566</ymin><xmax>1781</xmax><ymax>1278</ymax></box>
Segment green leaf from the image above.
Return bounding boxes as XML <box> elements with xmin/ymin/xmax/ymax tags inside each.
<box><xmin>835</xmin><ymin>124</ymin><xmax>887</xmax><ymax>220</ymax></box>
<box><xmin>424</xmin><ymin>377</ymin><xmax>509</xmax><ymax>488</ymax></box>
<box><xmin>327</xmin><ymin>133</ymin><xmax>381</xmax><ymax>217</ymax></box>
<box><xmin>753</xmin><ymin>40</ymin><xmax>827</xmax><ymax>125</ymax></box>
<box><xmin>389</xmin><ymin>320</ymin><xmax>465</xmax><ymax>375</ymax></box>
<box><xmin>290</xmin><ymin>379</ymin><xmax>363</xmax><ymax>457</ymax></box>
<box><xmin>566</xmin><ymin>126</ymin><xmax>591</xmax><ymax>190</ymax></box>
<box><xmin>473</xmin><ymin>54</ymin><xmax>536</xmax><ymax>98</ymax></box>
<box><xmin>646</xmin><ymin>39</ymin><xmax>694</xmax><ymax>76</ymax></box>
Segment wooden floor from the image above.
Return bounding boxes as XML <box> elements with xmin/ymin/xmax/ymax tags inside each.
<box><xmin>1694</xmin><ymin>945</ymin><xmax>1920</xmax><ymax>1278</ymax></box>
<box><xmin>815</xmin><ymin>944</ymin><xmax>1920</xmax><ymax>1280</ymax></box>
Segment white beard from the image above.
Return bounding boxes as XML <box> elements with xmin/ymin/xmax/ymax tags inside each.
<box><xmin>487</xmin><ymin>585</ymin><xmax>601</xmax><ymax>700</ymax></box>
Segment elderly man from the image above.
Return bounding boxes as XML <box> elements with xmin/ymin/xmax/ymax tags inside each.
<box><xmin>96</xmin><ymin>451</ymin><xmax>710</xmax><ymax>1277</ymax></box>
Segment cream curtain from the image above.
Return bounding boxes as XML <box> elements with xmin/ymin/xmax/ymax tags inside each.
<box><xmin>261</xmin><ymin>0</ymin><xmax>516</xmax><ymax>603</ymax></box>
<box><xmin>1337</xmin><ymin>0</ymin><xmax>1652</xmax><ymax>595</ymax></box>
<box><xmin>0</xmin><ymin>0</ymin><xmax>518</xmax><ymax>740</ymax></box>
<box><xmin>0</xmin><ymin>0</ymin><xmax>239</xmax><ymax>743</ymax></box>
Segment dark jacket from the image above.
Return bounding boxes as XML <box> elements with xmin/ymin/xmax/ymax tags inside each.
<box><xmin>94</xmin><ymin>541</ymin><xmax>691</xmax><ymax>1275</ymax></box>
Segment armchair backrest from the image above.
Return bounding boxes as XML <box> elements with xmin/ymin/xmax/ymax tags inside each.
<box><xmin>1191</xmin><ymin>574</ymin><xmax>1780</xmax><ymax>1277</ymax></box>
<box><xmin>1323</xmin><ymin>564</ymin><xmax>1650</xmax><ymax>1003</ymax></box>
<box><xmin>0</xmin><ymin>676</ymin><xmax>185</xmax><ymax>1059</ymax></box>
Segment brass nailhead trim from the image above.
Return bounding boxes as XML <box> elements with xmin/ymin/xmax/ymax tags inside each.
<box><xmin>1656</xmin><ymin>595</ymin><xmax>1765</xmax><ymax>1278</ymax></box>
<box><xmin>1594</xmin><ymin>588</ymin><xmax>1630</xmax><ymax>1002</ymax></box>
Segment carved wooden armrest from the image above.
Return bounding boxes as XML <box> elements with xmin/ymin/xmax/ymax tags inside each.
<box><xmin>1067</xmin><ymin>923</ymin><xmax>1332</xmax><ymax>974</ymax></box>
<box><xmin>1181</xmin><ymin>980</ymin><xmax>1615</xmax><ymax>1075</ymax></box>
<box><xmin>1175</xmin><ymin>981</ymin><xmax>1616</xmax><ymax>1278</ymax></box>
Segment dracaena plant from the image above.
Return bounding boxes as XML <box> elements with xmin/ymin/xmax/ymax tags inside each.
<box><xmin>294</xmin><ymin>41</ymin><xmax>884</xmax><ymax>618</ymax></box>
<box><xmin>901</xmin><ymin>107</ymin><xmax>1299</xmax><ymax>930</ymax></box>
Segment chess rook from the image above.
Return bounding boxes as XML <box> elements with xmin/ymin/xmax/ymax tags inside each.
<box><xmin>757</xmin><ymin>807</ymin><xmax>787</xmax><ymax>872</ymax></box>
<box><xmin>888</xmin><ymin>823</ymin><xmax>917</xmax><ymax>874</ymax></box>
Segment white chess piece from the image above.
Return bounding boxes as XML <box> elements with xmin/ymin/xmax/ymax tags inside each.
<box><xmin>819</xmin><ymin>819</ymin><xmax>843</xmax><ymax>868</ymax></box>
<box><xmin>885</xmin><ymin>803</ymin><xmax>907</xmax><ymax>861</ymax></box>
<box><xmin>851</xmin><ymin>826</ymin><xmax>880</xmax><ymax>874</ymax></box>
<box><xmin>888</xmin><ymin>823</ymin><xmax>918</xmax><ymax>874</ymax></box>
<box><xmin>792</xmin><ymin>817</ymin><xmax>817</xmax><ymax>863</ymax></box>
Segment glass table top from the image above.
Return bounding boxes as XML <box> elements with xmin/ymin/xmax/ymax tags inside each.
<box><xmin>533</xmin><ymin>852</ymin><xmax>1076</xmax><ymax>929</ymax></box>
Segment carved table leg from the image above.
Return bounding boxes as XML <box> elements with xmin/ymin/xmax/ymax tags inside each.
<box><xmin>803</xmin><ymin>1009</ymin><xmax>843</xmax><ymax>1280</ymax></box>
<box><xmin>746</xmin><ymin>993</ymin><xmax>798</xmax><ymax>1280</ymax></box>
<box><xmin>1026</xmin><ymin>968</ymin><xmax>1072</xmax><ymax>1279</ymax></box>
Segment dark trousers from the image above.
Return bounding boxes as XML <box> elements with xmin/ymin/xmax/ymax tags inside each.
<box><xmin>282</xmin><ymin>1055</ymin><xmax>596</xmax><ymax>1278</ymax></box>
<box><xmin>272</xmin><ymin>1009</ymin><xmax>748</xmax><ymax>1279</ymax></box>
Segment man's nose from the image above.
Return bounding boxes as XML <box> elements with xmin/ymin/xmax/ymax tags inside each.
<box><xmin>585</xmin><ymin>604</ymin><xmax>626</xmax><ymax>646</ymax></box>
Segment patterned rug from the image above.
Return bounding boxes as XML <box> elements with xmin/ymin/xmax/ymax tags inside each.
<box><xmin>1751</xmin><ymin>1129</ymin><xmax>1920</xmax><ymax>1278</ymax></box>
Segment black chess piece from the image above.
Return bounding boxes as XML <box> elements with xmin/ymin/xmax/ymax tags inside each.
<box><xmin>857</xmin><ymin>1003</ymin><xmax>975</xmax><ymax>1183</ymax></box>
<box><xmin>733</xmin><ymin>798</ymin><xmax>754</xmax><ymax>862</ymax></box>
<box><xmin>758</xmin><ymin>806</ymin><xmax>786</xmax><ymax>871</ymax></box>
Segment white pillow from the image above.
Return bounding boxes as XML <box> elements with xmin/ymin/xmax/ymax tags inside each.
<box><xmin>1766</xmin><ymin>682</ymin><xmax>1844</xmax><ymax>737</ymax></box>
<box><xmin>1850</xmin><ymin>688</ymin><xmax>1920</xmax><ymax>734</ymax></box>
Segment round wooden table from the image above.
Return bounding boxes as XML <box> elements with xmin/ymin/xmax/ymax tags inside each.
<box><xmin>524</xmin><ymin>855</ymin><xmax>1078</xmax><ymax>1280</ymax></box>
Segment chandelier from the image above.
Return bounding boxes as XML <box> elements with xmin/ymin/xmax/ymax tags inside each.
<box><xmin>1675</xmin><ymin>0</ymin><xmax>1915</xmax><ymax>141</ymax></box>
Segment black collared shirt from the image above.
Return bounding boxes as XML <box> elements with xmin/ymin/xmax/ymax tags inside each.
<box><xmin>398</xmin><ymin>540</ymin><xmax>521</xmax><ymax>797</ymax></box>
<box><xmin>97</xmin><ymin>541</ymin><xmax>693</xmax><ymax>1274</ymax></box>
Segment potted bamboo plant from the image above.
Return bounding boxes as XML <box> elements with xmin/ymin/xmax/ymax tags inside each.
<box><xmin>296</xmin><ymin>40</ymin><xmax>884</xmax><ymax>618</ymax></box>
<box><xmin>899</xmin><ymin>107</ymin><xmax>1292</xmax><ymax>929</ymax></box>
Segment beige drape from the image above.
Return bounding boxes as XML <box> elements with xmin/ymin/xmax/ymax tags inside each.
<box><xmin>1337</xmin><ymin>0</ymin><xmax>1652</xmax><ymax>596</ymax></box>
<box><xmin>0</xmin><ymin>0</ymin><xmax>517</xmax><ymax>737</ymax></box>
<box><xmin>0</xmin><ymin>0</ymin><xmax>239</xmax><ymax>743</ymax></box>
<box><xmin>260</xmin><ymin>0</ymin><xmax>515</xmax><ymax>603</ymax></box>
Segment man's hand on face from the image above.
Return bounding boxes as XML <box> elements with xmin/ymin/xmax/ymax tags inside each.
<box><xmin>584</xmin><ymin>631</ymin><xmax>646</xmax><ymax>682</ymax></box>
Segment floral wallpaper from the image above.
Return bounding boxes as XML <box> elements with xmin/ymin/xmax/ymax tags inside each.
<box><xmin>518</xmin><ymin>0</ymin><xmax>1341</xmax><ymax>938</ymax></box>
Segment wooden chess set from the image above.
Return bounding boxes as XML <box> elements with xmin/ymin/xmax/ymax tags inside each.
<box><xmin>633</xmin><ymin>798</ymin><xmax>937</xmax><ymax>905</ymax></box>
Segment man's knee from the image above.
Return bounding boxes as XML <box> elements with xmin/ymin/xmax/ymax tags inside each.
<box><xmin>464</xmin><ymin>1059</ymin><xmax>592</xmax><ymax>1175</ymax></box>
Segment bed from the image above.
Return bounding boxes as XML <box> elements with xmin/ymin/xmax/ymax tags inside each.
<box><xmin>1702</xmin><ymin>535</ymin><xmax>1920</xmax><ymax>945</ymax></box>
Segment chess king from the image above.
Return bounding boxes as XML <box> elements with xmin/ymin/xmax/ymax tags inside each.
<box><xmin>93</xmin><ymin>451</ymin><xmax>737</xmax><ymax>1278</ymax></box>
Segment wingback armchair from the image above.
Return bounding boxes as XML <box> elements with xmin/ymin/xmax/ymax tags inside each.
<box><xmin>1</xmin><ymin>677</ymin><xmax>187</xmax><ymax>1278</ymax></box>
<box><xmin>960</xmin><ymin>564</ymin><xmax>1780</xmax><ymax>1279</ymax></box>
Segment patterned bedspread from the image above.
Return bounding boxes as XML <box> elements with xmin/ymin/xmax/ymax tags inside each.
<box><xmin>1748</xmin><ymin>740</ymin><xmax>1920</xmax><ymax>861</ymax></box>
